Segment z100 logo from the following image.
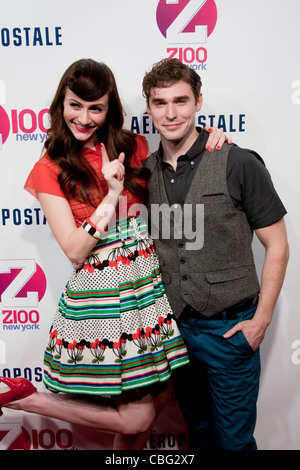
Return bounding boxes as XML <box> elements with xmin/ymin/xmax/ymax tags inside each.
<box><xmin>156</xmin><ymin>0</ymin><xmax>217</xmax><ymax>70</ymax></box>
<box><xmin>0</xmin><ymin>104</ymin><xmax>49</xmax><ymax>149</ymax></box>
<box><xmin>0</xmin><ymin>259</ymin><xmax>47</xmax><ymax>331</ymax></box>
<box><xmin>0</xmin><ymin>423</ymin><xmax>73</xmax><ymax>450</ymax></box>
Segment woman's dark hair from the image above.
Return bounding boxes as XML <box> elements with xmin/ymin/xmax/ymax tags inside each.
<box><xmin>44</xmin><ymin>58</ymin><xmax>149</xmax><ymax>205</ymax></box>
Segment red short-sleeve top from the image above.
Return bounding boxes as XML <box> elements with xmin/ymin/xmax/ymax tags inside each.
<box><xmin>24</xmin><ymin>134</ymin><xmax>149</xmax><ymax>227</ymax></box>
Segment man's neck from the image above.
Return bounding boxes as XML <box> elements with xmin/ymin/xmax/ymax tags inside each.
<box><xmin>161</xmin><ymin>128</ymin><xmax>199</xmax><ymax>170</ymax></box>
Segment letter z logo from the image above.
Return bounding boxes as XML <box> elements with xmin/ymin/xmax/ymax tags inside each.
<box><xmin>156</xmin><ymin>0</ymin><xmax>218</xmax><ymax>44</ymax></box>
<box><xmin>0</xmin><ymin>423</ymin><xmax>31</xmax><ymax>450</ymax></box>
<box><xmin>0</xmin><ymin>259</ymin><xmax>46</xmax><ymax>307</ymax></box>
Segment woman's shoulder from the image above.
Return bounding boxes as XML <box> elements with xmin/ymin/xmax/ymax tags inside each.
<box><xmin>30</xmin><ymin>154</ymin><xmax>62</xmax><ymax>183</ymax></box>
<box><xmin>24</xmin><ymin>152</ymin><xmax>64</xmax><ymax>199</ymax></box>
<box><xmin>35</xmin><ymin>153</ymin><xmax>60</xmax><ymax>170</ymax></box>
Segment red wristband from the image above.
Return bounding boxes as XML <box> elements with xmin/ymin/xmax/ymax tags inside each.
<box><xmin>86</xmin><ymin>217</ymin><xmax>107</xmax><ymax>234</ymax></box>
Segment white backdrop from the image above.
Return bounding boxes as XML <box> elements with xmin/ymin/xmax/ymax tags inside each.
<box><xmin>0</xmin><ymin>0</ymin><xmax>299</xmax><ymax>451</ymax></box>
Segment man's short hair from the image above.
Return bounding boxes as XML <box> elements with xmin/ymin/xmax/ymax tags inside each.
<box><xmin>142</xmin><ymin>58</ymin><xmax>202</xmax><ymax>104</ymax></box>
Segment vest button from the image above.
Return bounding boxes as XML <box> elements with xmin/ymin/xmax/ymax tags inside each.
<box><xmin>182</xmin><ymin>275</ymin><xmax>188</xmax><ymax>281</ymax></box>
<box><xmin>178</xmin><ymin>243</ymin><xmax>184</xmax><ymax>248</ymax></box>
<box><xmin>180</xmin><ymin>258</ymin><xmax>186</xmax><ymax>264</ymax></box>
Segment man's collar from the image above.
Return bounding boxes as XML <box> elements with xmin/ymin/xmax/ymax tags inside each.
<box><xmin>155</xmin><ymin>127</ymin><xmax>209</xmax><ymax>163</ymax></box>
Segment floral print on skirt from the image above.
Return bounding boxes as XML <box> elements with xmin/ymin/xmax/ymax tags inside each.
<box><xmin>43</xmin><ymin>216</ymin><xmax>189</xmax><ymax>395</ymax></box>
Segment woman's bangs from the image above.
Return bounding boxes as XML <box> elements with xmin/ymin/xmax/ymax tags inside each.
<box><xmin>68</xmin><ymin>71</ymin><xmax>109</xmax><ymax>102</ymax></box>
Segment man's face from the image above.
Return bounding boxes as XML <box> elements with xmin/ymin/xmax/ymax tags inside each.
<box><xmin>147</xmin><ymin>80</ymin><xmax>203</xmax><ymax>145</ymax></box>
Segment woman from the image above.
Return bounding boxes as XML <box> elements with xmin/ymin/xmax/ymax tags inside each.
<box><xmin>0</xmin><ymin>59</ymin><xmax>227</xmax><ymax>450</ymax></box>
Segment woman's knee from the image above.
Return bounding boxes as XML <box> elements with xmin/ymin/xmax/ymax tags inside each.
<box><xmin>123</xmin><ymin>405</ymin><xmax>156</xmax><ymax>435</ymax></box>
<box><xmin>116</xmin><ymin>392</ymin><xmax>157</xmax><ymax>435</ymax></box>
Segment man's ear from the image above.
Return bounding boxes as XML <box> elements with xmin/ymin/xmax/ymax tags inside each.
<box><xmin>196</xmin><ymin>93</ymin><xmax>203</xmax><ymax>112</ymax></box>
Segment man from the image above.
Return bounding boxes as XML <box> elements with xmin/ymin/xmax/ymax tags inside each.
<box><xmin>142</xmin><ymin>58</ymin><xmax>289</xmax><ymax>450</ymax></box>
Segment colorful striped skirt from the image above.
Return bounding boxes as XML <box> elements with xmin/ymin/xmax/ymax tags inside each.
<box><xmin>43</xmin><ymin>216</ymin><xmax>189</xmax><ymax>395</ymax></box>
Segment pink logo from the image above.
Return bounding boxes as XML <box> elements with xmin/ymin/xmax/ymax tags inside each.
<box><xmin>156</xmin><ymin>0</ymin><xmax>218</xmax><ymax>43</ymax></box>
<box><xmin>0</xmin><ymin>106</ymin><xmax>10</xmax><ymax>146</ymax></box>
<box><xmin>0</xmin><ymin>261</ymin><xmax>47</xmax><ymax>306</ymax></box>
<box><xmin>0</xmin><ymin>425</ymin><xmax>31</xmax><ymax>450</ymax></box>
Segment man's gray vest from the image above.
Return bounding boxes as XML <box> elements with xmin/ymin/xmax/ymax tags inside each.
<box><xmin>144</xmin><ymin>143</ymin><xmax>260</xmax><ymax>318</ymax></box>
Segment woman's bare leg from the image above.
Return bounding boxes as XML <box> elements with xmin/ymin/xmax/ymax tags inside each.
<box><xmin>2</xmin><ymin>387</ymin><xmax>157</xmax><ymax>437</ymax></box>
<box><xmin>113</xmin><ymin>382</ymin><xmax>170</xmax><ymax>450</ymax></box>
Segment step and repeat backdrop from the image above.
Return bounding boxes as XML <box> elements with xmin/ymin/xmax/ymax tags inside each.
<box><xmin>0</xmin><ymin>0</ymin><xmax>299</xmax><ymax>451</ymax></box>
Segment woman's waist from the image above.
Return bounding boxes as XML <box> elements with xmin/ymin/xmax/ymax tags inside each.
<box><xmin>91</xmin><ymin>215</ymin><xmax>150</xmax><ymax>251</ymax></box>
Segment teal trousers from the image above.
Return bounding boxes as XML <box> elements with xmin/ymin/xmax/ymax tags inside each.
<box><xmin>172</xmin><ymin>302</ymin><xmax>260</xmax><ymax>450</ymax></box>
